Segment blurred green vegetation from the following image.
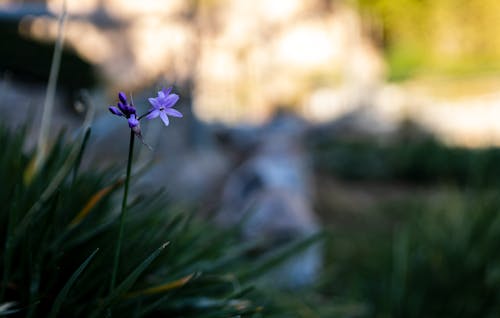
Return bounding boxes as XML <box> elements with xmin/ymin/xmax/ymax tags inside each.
<box><xmin>0</xmin><ymin>125</ymin><xmax>324</xmax><ymax>317</ymax></box>
<box><xmin>313</xmin><ymin>128</ymin><xmax>500</xmax><ymax>317</ymax></box>
<box><xmin>356</xmin><ymin>0</ymin><xmax>500</xmax><ymax>80</ymax></box>
<box><xmin>4</xmin><ymin>115</ymin><xmax>500</xmax><ymax>316</ymax></box>
<box><xmin>313</xmin><ymin>134</ymin><xmax>500</xmax><ymax>187</ymax></box>
<box><xmin>321</xmin><ymin>190</ymin><xmax>500</xmax><ymax>317</ymax></box>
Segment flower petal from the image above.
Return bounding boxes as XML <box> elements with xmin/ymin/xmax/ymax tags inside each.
<box><xmin>164</xmin><ymin>108</ymin><xmax>183</xmax><ymax>118</ymax></box>
<box><xmin>108</xmin><ymin>106</ymin><xmax>123</xmax><ymax>116</ymax></box>
<box><xmin>163</xmin><ymin>94</ymin><xmax>179</xmax><ymax>108</ymax></box>
<box><xmin>162</xmin><ymin>86</ymin><xmax>173</xmax><ymax>96</ymax></box>
<box><xmin>160</xmin><ymin>112</ymin><xmax>170</xmax><ymax>126</ymax></box>
<box><xmin>148</xmin><ymin>97</ymin><xmax>161</xmax><ymax>108</ymax></box>
<box><xmin>146</xmin><ymin>109</ymin><xmax>160</xmax><ymax>120</ymax></box>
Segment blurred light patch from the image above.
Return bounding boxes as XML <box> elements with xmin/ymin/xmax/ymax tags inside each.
<box><xmin>128</xmin><ymin>18</ymin><xmax>194</xmax><ymax>84</ymax></box>
<box><xmin>11</xmin><ymin>0</ymin><xmax>500</xmax><ymax>147</ymax></box>
<box><xmin>65</xmin><ymin>21</ymin><xmax>112</xmax><ymax>64</ymax></box>
<box><xmin>415</xmin><ymin>93</ymin><xmax>500</xmax><ymax>147</ymax></box>
<box><xmin>193</xmin><ymin>3</ymin><xmax>384</xmax><ymax>124</ymax></box>
<box><xmin>305</xmin><ymin>88</ymin><xmax>351</xmax><ymax>122</ymax></box>
<box><xmin>261</xmin><ymin>0</ymin><xmax>301</xmax><ymax>22</ymax></box>
<box><xmin>200</xmin><ymin>47</ymin><xmax>239</xmax><ymax>80</ymax></box>
<box><xmin>47</xmin><ymin>0</ymin><xmax>99</xmax><ymax>15</ymax></box>
<box><xmin>105</xmin><ymin>0</ymin><xmax>188</xmax><ymax>18</ymax></box>
<box><xmin>20</xmin><ymin>16</ymin><xmax>58</xmax><ymax>42</ymax></box>
<box><xmin>20</xmin><ymin>16</ymin><xmax>112</xmax><ymax>64</ymax></box>
<box><xmin>276</xmin><ymin>22</ymin><xmax>336</xmax><ymax>69</ymax></box>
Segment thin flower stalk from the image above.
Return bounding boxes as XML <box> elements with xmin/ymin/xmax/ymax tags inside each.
<box><xmin>108</xmin><ymin>88</ymin><xmax>180</xmax><ymax>295</ymax></box>
<box><xmin>110</xmin><ymin>129</ymin><xmax>134</xmax><ymax>292</ymax></box>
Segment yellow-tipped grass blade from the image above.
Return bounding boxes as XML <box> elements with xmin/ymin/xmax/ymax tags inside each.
<box><xmin>126</xmin><ymin>273</ymin><xmax>197</xmax><ymax>298</ymax></box>
<box><xmin>68</xmin><ymin>178</ymin><xmax>124</xmax><ymax>228</ymax></box>
<box><xmin>23</xmin><ymin>156</ymin><xmax>38</xmax><ymax>186</ymax></box>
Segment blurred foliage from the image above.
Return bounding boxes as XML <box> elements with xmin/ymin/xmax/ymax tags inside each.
<box><xmin>313</xmin><ymin>126</ymin><xmax>500</xmax><ymax>317</ymax></box>
<box><xmin>0</xmin><ymin>125</ymin><xmax>323</xmax><ymax>317</ymax></box>
<box><xmin>356</xmin><ymin>0</ymin><xmax>500</xmax><ymax>80</ymax></box>
<box><xmin>313</xmin><ymin>133</ymin><xmax>500</xmax><ymax>187</ymax></box>
<box><xmin>323</xmin><ymin>190</ymin><xmax>500</xmax><ymax>317</ymax></box>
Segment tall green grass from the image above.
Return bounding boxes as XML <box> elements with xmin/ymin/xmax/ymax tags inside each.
<box><xmin>314</xmin><ymin>132</ymin><xmax>500</xmax><ymax>317</ymax></box>
<box><xmin>0</xmin><ymin>125</ymin><xmax>321</xmax><ymax>317</ymax></box>
<box><xmin>323</xmin><ymin>191</ymin><xmax>500</xmax><ymax>317</ymax></box>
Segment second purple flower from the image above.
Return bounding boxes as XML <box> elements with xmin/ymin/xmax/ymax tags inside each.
<box><xmin>146</xmin><ymin>87</ymin><xmax>182</xmax><ymax>126</ymax></box>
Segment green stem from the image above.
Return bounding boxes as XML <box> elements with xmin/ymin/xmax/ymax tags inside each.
<box><xmin>110</xmin><ymin>130</ymin><xmax>135</xmax><ymax>292</ymax></box>
<box><xmin>0</xmin><ymin>186</ymin><xmax>18</xmax><ymax>301</ymax></box>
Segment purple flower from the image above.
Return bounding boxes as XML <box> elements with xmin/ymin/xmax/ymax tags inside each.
<box><xmin>108</xmin><ymin>92</ymin><xmax>140</xmax><ymax>130</ymax></box>
<box><xmin>146</xmin><ymin>87</ymin><xmax>182</xmax><ymax>126</ymax></box>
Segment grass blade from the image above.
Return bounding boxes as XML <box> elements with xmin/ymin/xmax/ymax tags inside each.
<box><xmin>93</xmin><ymin>242</ymin><xmax>170</xmax><ymax>316</ymax></box>
<box><xmin>34</xmin><ymin>0</ymin><xmax>68</xmax><ymax>174</ymax></box>
<box><xmin>71</xmin><ymin>127</ymin><xmax>91</xmax><ymax>185</ymax></box>
<box><xmin>126</xmin><ymin>273</ymin><xmax>196</xmax><ymax>298</ymax></box>
<box><xmin>48</xmin><ymin>248</ymin><xmax>99</xmax><ymax>318</ymax></box>
<box><xmin>111</xmin><ymin>242</ymin><xmax>170</xmax><ymax>299</ymax></box>
<box><xmin>68</xmin><ymin>178</ymin><xmax>123</xmax><ymax>228</ymax></box>
<box><xmin>0</xmin><ymin>302</ymin><xmax>20</xmax><ymax>315</ymax></box>
<box><xmin>16</xmin><ymin>127</ymin><xmax>93</xmax><ymax>243</ymax></box>
<box><xmin>239</xmin><ymin>232</ymin><xmax>324</xmax><ymax>282</ymax></box>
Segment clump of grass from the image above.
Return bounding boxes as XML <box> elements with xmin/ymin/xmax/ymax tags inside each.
<box><xmin>323</xmin><ymin>191</ymin><xmax>500</xmax><ymax>318</ymax></box>
<box><xmin>0</xmin><ymin>125</ymin><xmax>321</xmax><ymax>317</ymax></box>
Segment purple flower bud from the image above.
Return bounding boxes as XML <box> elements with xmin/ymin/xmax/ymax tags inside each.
<box><xmin>114</xmin><ymin>92</ymin><xmax>137</xmax><ymax>118</ymax></box>
<box><xmin>109</xmin><ymin>91</ymin><xmax>145</xmax><ymax>144</ymax></box>
<box><xmin>117</xmin><ymin>102</ymin><xmax>127</xmax><ymax>114</ymax></box>
<box><xmin>128</xmin><ymin>114</ymin><xmax>139</xmax><ymax>128</ymax></box>
<box><xmin>109</xmin><ymin>106</ymin><xmax>123</xmax><ymax>116</ymax></box>
<box><xmin>118</xmin><ymin>91</ymin><xmax>127</xmax><ymax>104</ymax></box>
<box><xmin>125</xmin><ymin>105</ymin><xmax>137</xmax><ymax>115</ymax></box>
<box><xmin>129</xmin><ymin>114</ymin><xmax>142</xmax><ymax>137</ymax></box>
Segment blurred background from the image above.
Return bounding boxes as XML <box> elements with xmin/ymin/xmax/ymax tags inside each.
<box><xmin>2</xmin><ymin>0</ymin><xmax>500</xmax><ymax>316</ymax></box>
<box><xmin>2</xmin><ymin>0</ymin><xmax>500</xmax><ymax>141</ymax></box>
